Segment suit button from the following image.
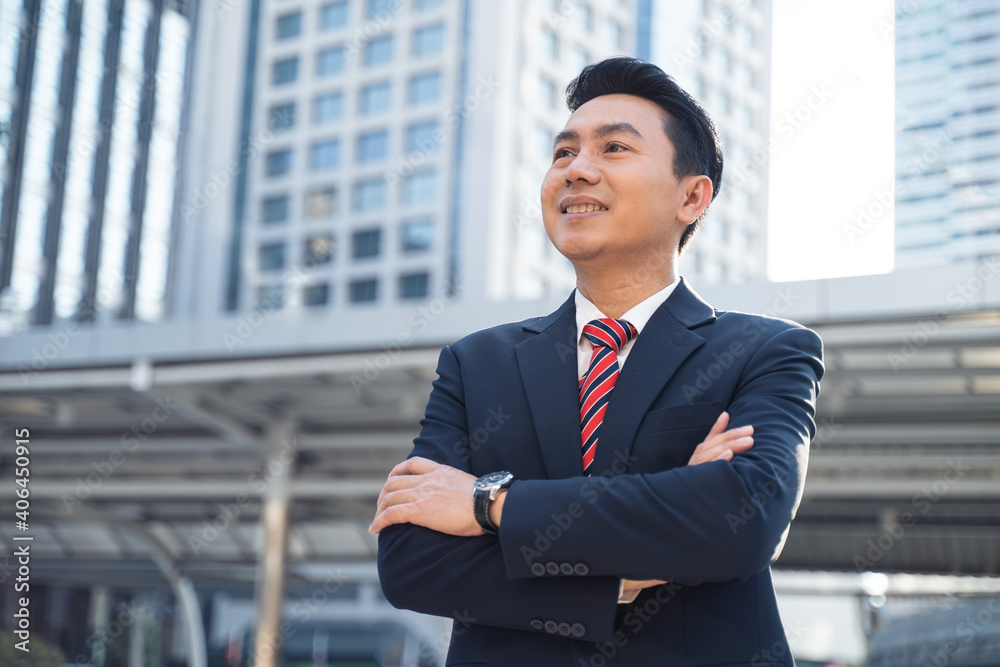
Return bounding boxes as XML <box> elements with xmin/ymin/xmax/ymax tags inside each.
<box><xmin>530</xmin><ymin>619</ymin><xmax>544</xmax><ymax>631</ymax></box>
<box><xmin>544</xmin><ymin>620</ymin><xmax>559</xmax><ymax>634</ymax></box>
<box><xmin>573</xmin><ymin>563</ymin><xmax>589</xmax><ymax>576</ymax></box>
<box><xmin>559</xmin><ymin>562</ymin><xmax>574</xmax><ymax>575</ymax></box>
<box><xmin>557</xmin><ymin>622</ymin><xmax>572</xmax><ymax>636</ymax></box>
<box><xmin>545</xmin><ymin>561</ymin><xmax>560</xmax><ymax>575</ymax></box>
<box><xmin>531</xmin><ymin>563</ymin><xmax>546</xmax><ymax>576</ymax></box>
<box><xmin>571</xmin><ymin>623</ymin><xmax>586</xmax><ymax>638</ymax></box>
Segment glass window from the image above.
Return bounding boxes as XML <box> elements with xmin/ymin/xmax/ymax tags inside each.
<box><xmin>540</xmin><ymin>76</ymin><xmax>557</xmax><ymax>110</ymax></box>
<box><xmin>269</xmin><ymin>102</ymin><xmax>296</xmax><ymax>131</ymax></box>
<box><xmin>304</xmin><ymin>234</ymin><xmax>335</xmax><ymax>265</ymax></box>
<box><xmin>352</xmin><ymin>229</ymin><xmax>382</xmax><ymax>258</ymax></box>
<box><xmin>262</xmin><ymin>195</ymin><xmax>289</xmax><ymax>224</ymax></box>
<box><xmin>604</xmin><ymin>19</ymin><xmax>622</xmax><ymax>49</ymax></box>
<box><xmin>316</xmin><ymin>46</ymin><xmax>346</xmax><ymax>76</ymax></box>
<box><xmin>367</xmin><ymin>0</ymin><xmax>396</xmax><ymax>19</ymax></box>
<box><xmin>413</xmin><ymin>23</ymin><xmax>445</xmax><ymax>57</ymax></box>
<box><xmin>313</xmin><ymin>91</ymin><xmax>343</xmax><ymax>123</ymax></box>
<box><xmin>257</xmin><ymin>284</ymin><xmax>286</xmax><ymax>309</ymax></box>
<box><xmin>266</xmin><ymin>148</ymin><xmax>292</xmax><ymax>177</ymax></box>
<box><xmin>273</xmin><ymin>57</ymin><xmax>299</xmax><ymax>85</ymax></box>
<box><xmin>401</xmin><ymin>217</ymin><xmax>433</xmax><ymax>252</ymax></box>
<box><xmin>575</xmin><ymin>2</ymin><xmax>592</xmax><ymax>31</ymax></box>
<box><xmin>360</xmin><ymin>81</ymin><xmax>392</xmax><ymax>114</ymax></box>
<box><xmin>535</xmin><ymin>124</ymin><xmax>552</xmax><ymax>160</ymax></box>
<box><xmin>541</xmin><ymin>26</ymin><xmax>558</xmax><ymax>60</ymax></box>
<box><xmin>399</xmin><ymin>272</ymin><xmax>429</xmax><ymax>299</ymax></box>
<box><xmin>406</xmin><ymin>120</ymin><xmax>439</xmax><ymax>153</ymax></box>
<box><xmin>402</xmin><ymin>169</ymin><xmax>437</xmax><ymax>205</ymax></box>
<box><xmin>572</xmin><ymin>45</ymin><xmax>589</xmax><ymax>73</ymax></box>
<box><xmin>304</xmin><ymin>283</ymin><xmax>330</xmax><ymax>306</ymax></box>
<box><xmin>354</xmin><ymin>178</ymin><xmax>387</xmax><ymax>211</ymax></box>
<box><xmin>349</xmin><ymin>278</ymin><xmax>378</xmax><ymax>303</ymax></box>
<box><xmin>259</xmin><ymin>242</ymin><xmax>286</xmax><ymax>271</ymax></box>
<box><xmin>320</xmin><ymin>1</ymin><xmax>349</xmax><ymax>30</ymax></box>
<box><xmin>357</xmin><ymin>129</ymin><xmax>389</xmax><ymax>163</ymax></box>
<box><xmin>305</xmin><ymin>186</ymin><xmax>337</xmax><ymax>219</ymax></box>
<box><xmin>414</xmin><ymin>0</ymin><xmax>444</xmax><ymax>9</ymax></box>
<box><xmin>275</xmin><ymin>11</ymin><xmax>302</xmax><ymax>40</ymax></box>
<box><xmin>409</xmin><ymin>71</ymin><xmax>441</xmax><ymax>105</ymax></box>
<box><xmin>364</xmin><ymin>34</ymin><xmax>394</xmax><ymax>66</ymax></box>
<box><xmin>310</xmin><ymin>139</ymin><xmax>340</xmax><ymax>171</ymax></box>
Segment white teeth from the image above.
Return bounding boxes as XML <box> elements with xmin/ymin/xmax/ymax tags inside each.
<box><xmin>564</xmin><ymin>204</ymin><xmax>608</xmax><ymax>214</ymax></box>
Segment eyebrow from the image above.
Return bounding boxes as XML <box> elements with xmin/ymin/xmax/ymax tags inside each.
<box><xmin>552</xmin><ymin>122</ymin><xmax>644</xmax><ymax>150</ymax></box>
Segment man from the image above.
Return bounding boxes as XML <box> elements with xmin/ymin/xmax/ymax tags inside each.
<box><xmin>370</xmin><ymin>57</ymin><xmax>824</xmax><ymax>666</ymax></box>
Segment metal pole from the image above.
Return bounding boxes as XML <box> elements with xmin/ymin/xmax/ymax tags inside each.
<box><xmin>252</xmin><ymin>422</ymin><xmax>295</xmax><ymax>667</ymax></box>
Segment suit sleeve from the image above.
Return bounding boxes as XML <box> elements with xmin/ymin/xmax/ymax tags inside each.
<box><xmin>498</xmin><ymin>325</ymin><xmax>824</xmax><ymax>586</ymax></box>
<box><xmin>377</xmin><ymin>345</ymin><xmax>621</xmax><ymax>642</ymax></box>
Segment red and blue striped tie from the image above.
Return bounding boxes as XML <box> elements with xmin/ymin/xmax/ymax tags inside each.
<box><xmin>579</xmin><ymin>318</ymin><xmax>638</xmax><ymax>476</ymax></box>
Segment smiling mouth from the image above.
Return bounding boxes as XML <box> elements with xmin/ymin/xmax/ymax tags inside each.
<box><xmin>562</xmin><ymin>204</ymin><xmax>609</xmax><ymax>214</ymax></box>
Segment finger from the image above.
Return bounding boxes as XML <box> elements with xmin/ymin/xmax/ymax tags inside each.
<box><xmin>705</xmin><ymin>411</ymin><xmax>730</xmax><ymax>439</ymax></box>
<box><xmin>376</xmin><ymin>474</ymin><xmax>424</xmax><ymax>508</ymax></box>
<box><xmin>369</xmin><ymin>503</ymin><xmax>411</xmax><ymax>534</ymax></box>
<box><xmin>387</xmin><ymin>456</ymin><xmax>440</xmax><ymax>478</ymax></box>
<box><xmin>702</xmin><ymin>424</ymin><xmax>753</xmax><ymax>448</ymax></box>
<box><xmin>692</xmin><ymin>436</ymin><xmax>753</xmax><ymax>465</ymax></box>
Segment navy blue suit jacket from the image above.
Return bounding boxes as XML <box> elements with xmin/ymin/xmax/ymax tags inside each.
<box><xmin>378</xmin><ymin>279</ymin><xmax>824</xmax><ymax>666</ymax></box>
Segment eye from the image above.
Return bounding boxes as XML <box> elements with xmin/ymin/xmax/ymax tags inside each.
<box><xmin>553</xmin><ymin>148</ymin><xmax>573</xmax><ymax>160</ymax></box>
<box><xmin>606</xmin><ymin>142</ymin><xmax>627</xmax><ymax>153</ymax></box>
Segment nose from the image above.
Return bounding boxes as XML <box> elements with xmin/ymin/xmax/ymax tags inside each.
<box><xmin>563</xmin><ymin>149</ymin><xmax>601</xmax><ymax>186</ymax></box>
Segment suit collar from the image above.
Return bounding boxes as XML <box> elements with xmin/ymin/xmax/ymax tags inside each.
<box><xmin>515</xmin><ymin>278</ymin><xmax>717</xmax><ymax>480</ymax></box>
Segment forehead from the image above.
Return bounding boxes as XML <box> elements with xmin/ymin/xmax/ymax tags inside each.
<box><xmin>561</xmin><ymin>93</ymin><xmax>669</xmax><ymax>136</ymax></box>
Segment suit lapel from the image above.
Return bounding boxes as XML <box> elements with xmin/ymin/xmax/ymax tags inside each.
<box><xmin>590</xmin><ymin>279</ymin><xmax>717</xmax><ymax>477</ymax></box>
<box><xmin>515</xmin><ymin>293</ymin><xmax>584</xmax><ymax>480</ymax></box>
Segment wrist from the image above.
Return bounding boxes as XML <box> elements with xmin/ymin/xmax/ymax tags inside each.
<box><xmin>488</xmin><ymin>489</ymin><xmax>507</xmax><ymax>529</ymax></box>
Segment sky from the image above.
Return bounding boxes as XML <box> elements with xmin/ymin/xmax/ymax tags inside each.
<box><xmin>767</xmin><ymin>0</ymin><xmax>897</xmax><ymax>282</ymax></box>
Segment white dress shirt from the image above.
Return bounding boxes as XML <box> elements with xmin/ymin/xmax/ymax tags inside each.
<box><xmin>573</xmin><ymin>278</ymin><xmax>680</xmax><ymax>603</ymax></box>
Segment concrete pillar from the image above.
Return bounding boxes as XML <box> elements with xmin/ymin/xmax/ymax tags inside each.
<box><xmin>252</xmin><ymin>422</ymin><xmax>296</xmax><ymax>667</ymax></box>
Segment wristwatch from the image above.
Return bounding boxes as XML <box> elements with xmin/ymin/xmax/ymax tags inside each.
<box><xmin>473</xmin><ymin>471</ymin><xmax>514</xmax><ymax>535</ymax></box>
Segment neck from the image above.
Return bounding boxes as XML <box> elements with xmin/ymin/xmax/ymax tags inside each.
<box><xmin>575</xmin><ymin>259</ymin><xmax>678</xmax><ymax>319</ymax></box>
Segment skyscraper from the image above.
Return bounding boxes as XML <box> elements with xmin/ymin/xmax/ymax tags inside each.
<box><xmin>0</xmin><ymin>0</ymin><xmax>194</xmax><ymax>335</ymax></box>
<box><xmin>179</xmin><ymin>0</ymin><xmax>637</xmax><ymax>318</ymax></box>
<box><xmin>895</xmin><ymin>0</ymin><xmax>1000</xmax><ymax>269</ymax></box>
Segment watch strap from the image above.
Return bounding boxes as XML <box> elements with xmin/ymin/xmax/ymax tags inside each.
<box><xmin>473</xmin><ymin>488</ymin><xmax>498</xmax><ymax>535</ymax></box>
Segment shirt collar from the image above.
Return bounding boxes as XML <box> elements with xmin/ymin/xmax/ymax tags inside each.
<box><xmin>574</xmin><ymin>277</ymin><xmax>681</xmax><ymax>342</ymax></box>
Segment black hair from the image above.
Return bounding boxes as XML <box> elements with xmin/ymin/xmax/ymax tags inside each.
<box><xmin>564</xmin><ymin>57</ymin><xmax>723</xmax><ymax>252</ymax></box>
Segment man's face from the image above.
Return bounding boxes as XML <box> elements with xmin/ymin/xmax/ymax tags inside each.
<box><xmin>541</xmin><ymin>94</ymin><xmax>699</xmax><ymax>270</ymax></box>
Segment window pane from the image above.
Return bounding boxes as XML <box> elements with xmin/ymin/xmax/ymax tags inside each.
<box><xmin>401</xmin><ymin>217</ymin><xmax>433</xmax><ymax>252</ymax></box>
<box><xmin>413</xmin><ymin>24</ymin><xmax>445</xmax><ymax>57</ymax></box>
<box><xmin>269</xmin><ymin>102</ymin><xmax>296</xmax><ymax>131</ymax></box>
<box><xmin>357</xmin><ymin>129</ymin><xmax>389</xmax><ymax>163</ymax></box>
<box><xmin>364</xmin><ymin>34</ymin><xmax>394</xmax><ymax>67</ymax></box>
<box><xmin>313</xmin><ymin>91</ymin><xmax>343</xmax><ymax>123</ymax></box>
<box><xmin>414</xmin><ymin>0</ymin><xmax>444</xmax><ymax>9</ymax></box>
<box><xmin>276</xmin><ymin>11</ymin><xmax>302</xmax><ymax>40</ymax></box>
<box><xmin>320</xmin><ymin>1</ymin><xmax>349</xmax><ymax>30</ymax></box>
<box><xmin>257</xmin><ymin>284</ymin><xmax>286</xmax><ymax>309</ymax></box>
<box><xmin>304</xmin><ymin>234</ymin><xmax>335</xmax><ymax>265</ymax></box>
<box><xmin>402</xmin><ymin>169</ymin><xmax>437</xmax><ymax>205</ymax></box>
<box><xmin>317</xmin><ymin>46</ymin><xmax>346</xmax><ymax>76</ymax></box>
<box><xmin>409</xmin><ymin>71</ymin><xmax>441</xmax><ymax>105</ymax></box>
<box><xmin>399</xmin><ymin>272</ymin><xmax>429</xmax><ymax>299</ymax></box>
<box><xmin>273</xmin><ymin>57</ymin><xmax>299</xmax><ymax>84</ymax></box>
<box><xmin>367</xmin><ymin>0</ymin><xmax>395</xmax><ymax>19</ymax></box>
<box><xmin>262</xmin><ymin>195</ymin><xmax>289</xmax><ymax>224</ymax></box>
<box><xmin>354</xmin><ymin>179</ymin><xmax>387</xmax><ymax>211</ymax></box>
<box><xmin>406</xmin><ymin>120</ymin><xmax>440</xmax><ymax>154</ymax></box>
<box><xmin>304</xmin><ymin>283</ymin><xmax>330</xmax><ymax>306</ymax></box>
<box><xmin>352</xmin><ymin>229</ymin><xmax>382</xmax><ymax>258</ymax></box>
<box><xmin>259</xmin><ymin>243</ymin><xmax>286</xmax><ymax>271</ymax></box>
<box><xmin>305</xmin><ymin>186</ymin><xmax>337</xmax><ymax>219</ymax></box>
<box><xmin>310</xmin><ymin>139</ymin><xmax>340</xmax><ymax>171</ymax></box>
<box><xmin>266</xmin><ymin>149</ymin><xmax>292</xmax><ymax>177</ymax></box>
<box><xmin>541</xmin><ymin>26</ymin><xmax>558</xmax><ymax>60</ymax></box>
<box><xmin>349</xmin><ymin>278</ymin><xmax>378</xmax><ymax>303</ymax></box>
<box><xmin>360</xmin><ymin>81</ymin><xmax>391</xmax><ymax>114</ymax></box>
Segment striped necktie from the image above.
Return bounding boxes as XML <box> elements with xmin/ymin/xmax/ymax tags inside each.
<box><xmin>579</xmin><ymin>318</ymin><xmax>638</xmax><ymax>476</ymax></box>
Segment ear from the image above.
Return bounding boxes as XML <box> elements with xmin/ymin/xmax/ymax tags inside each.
<box><xmin>676</xmin><ymin>175</ymin><xmax>714</xmax><ymax>225</ymax></box>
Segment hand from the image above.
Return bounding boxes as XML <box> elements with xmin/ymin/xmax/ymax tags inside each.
<box><xmin>622</xmin><ymin>578</ymin><xmax>667</xmax><ymax>591</ymax></box>
<box><xmin>687</xmin><ymin>411</ymin><xmax>753</xmax><ymax>466</ymax></box>
<box><xmin>369</xmin><ymin>457</ymin><xmax>483</xmax><ymax>537</ymax></box>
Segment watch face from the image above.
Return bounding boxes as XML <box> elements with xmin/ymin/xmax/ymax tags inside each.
<box><xmin>475</xmin><ymin>471</ymin><xmax>513</xmax><ymax>489</ymax></box>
